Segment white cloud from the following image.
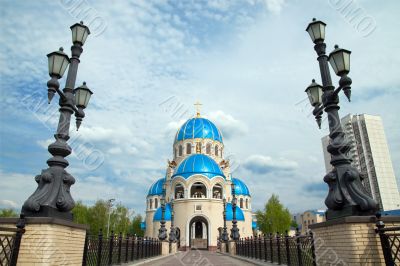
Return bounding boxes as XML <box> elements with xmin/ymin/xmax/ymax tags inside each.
<box><xmin>243</xmin><ymin>154</ymin><xmax>298</xmax><ymax>174</ymax></box>
<box><xmin>264</xmin><ymin>0</ymin><xmax>285</xmax><ymax>14</ymax></box>
<box><xmin>0</xmin><ymin>199</ymin><xmax>18</xmax><ymax>209</ymax></box>
<box><xmin>206</xmin><ymin>111</ymin><xmax>248</xmax><ymax>140</ymax></box>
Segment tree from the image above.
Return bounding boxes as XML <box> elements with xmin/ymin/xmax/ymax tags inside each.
<box><xmin>290</xmin><ymin>219</ymin><xmax>298</xmax><ymax>229</ymax></box>
<box><xmin>256</xmin><ymin>194</ymin><xmax>292</xmax><ymax>234</ymax></box>
<box><xmin>0</xmin><ymin>208</ymin><xmax>18</xmax><ymax>218</ymax></box>
<box><xmin>129</xmin><ymin>214</ymin><xmax>144</xmax><ymax>237</ymax></box>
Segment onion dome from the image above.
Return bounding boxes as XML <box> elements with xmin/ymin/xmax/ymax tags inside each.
<box><xmin>252</xmin><ymin>221</ymin><xmax>258</xmax><ymax>230</ymax></box>
<box><xmin>172</xmin><ymin>154</ymin><xmax>225</xmax><ymax>179</ymax></box>
<box><xmin>175</xmin><ymin>117</ymin><xmax>223</xmax><ymax>143</ymax></box>
<box><xmin>147</xmin><ymin>177</ymin><xmax>165</xmax><ymax>196</ymax></box>
<box><xmin>225</xmin><ymin>203</ymin><xmax>245</xmax><ymax>221</ymax></box>
<box><xmin>232</xmin><ymin>178</ymin><xmax>250</xmax><ymax>196</ymax></box>
<box><xmin>153</xmin><ymin>203</ymin><xmax>172</xmax><ymax>221</ymax></box>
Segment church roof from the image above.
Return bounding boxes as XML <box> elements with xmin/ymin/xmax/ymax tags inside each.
<box><xmin>172</xmin><ymin>154</ymin><xmax>225</xmax><ymax>179</ymax></box>
<box><xmin>147</xmin><ymin>177</ymin><xmax>165</xmax><ymax>196</ymax></box>
<box><xmin>232</xmin><ymin>178</ymin><xmax>251</xmax><ymax>196</ymax></box>
<box><xmin>225</xmin><ymin>202</ymin><xmax>245</xmax><ymax>221</ymax></box>
<box><xmin>153</xmin><ymin>203</ymin><xmax>172</xmax><ymax>221</ymax></box>
<box><xmin>175</xmin><ymin>117</ymin><xmax>223</xmax><ymax>143</ymax></box>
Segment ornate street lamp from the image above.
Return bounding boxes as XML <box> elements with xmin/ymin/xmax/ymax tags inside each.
<box><xmin>169</xmin><ymin>199</ymin><xmax>177</xmax><ymax>243</ymax></box>
<box><xmin>21</xmin><ymin>21</ymin><xmax>92</xmax><ymax>220</ymax></box>
<box><xmin>304</xmin><ymin>18</ymin><xmax>378</xmax><ymax>220</ymax></box>
<box><xmin>221</xmin><ymin>198</ymin><xmax>229</xmax><ymax>243</ymax></box>
<box><xmin>158</xmin><ymin>182</ymin><xmax>168</xmax><ymax>241</ymax></box>
<box><xmin>230</xmin><ymin>183</ymin><xmax>240</xmax><ymax>240</ymax></box>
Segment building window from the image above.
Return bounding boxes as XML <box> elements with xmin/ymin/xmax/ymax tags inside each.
<box><xmin>191</xmin><ymin>182</ymin><xmax>207</xmax><ymax>198</ymax></box>
<box><xmin>175</xmin><ymin>183</ymin><xmax>184</xmax><ymax>199</ymax></box>
<box><xmin>174</xmin><ymin>148</ymin><xmax>177</xmax><ymax>158</ymax></box>
<box><xmin>245</xmin><ymin>199</ymin><xmax>248</xmax><ymax>209</ymax></box>
<box><xmin>212</xmin><ymin>184</ymin><xmax>222</xmax><ymax>199</ymax></box>
<box><xmin>178</xmin><ymin>145</ymin><xmax>183</xmax><ymax>156</ymax></box>
<box><xmin>215</xmin><ymin>145</ymin><xmax>219</xmax><ymax>156</ymax></box>
<box><xmin>195</xmin><ymin>205</ymin><xmax>202</xmax><ymax>211</ymax></box>
<box><xmin>154</xmin><ymin>198</ymin><xmax>158</xmax><ymax>208</ymax></box>
<box><xmin>240</xmin><ymin>198</ymin><xmax>243</xmax><ymax>208</ymax></box>
<box><xmin>150</xmin><ymin>199</ymin><xmax>153</xmax><ymax>209</ymax></box>
<box><xmin>206</xmin><ymin>143</ymin><xmax>211</xmax><ymax>154</ymax></box>
<box><xmin>186</xmin><ymin>143</ymin><xmax>192</xmax><ymax>155</ymax></box>
<box><xmin>311</xmin><ymin>219</ymin><xmax>314</xmax><ymax>224</ymax></box>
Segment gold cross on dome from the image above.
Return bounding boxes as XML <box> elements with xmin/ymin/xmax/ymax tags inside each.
<box><xmin>194</xmin><ymin>101</ymin><xmax>202</xmax><ymax>117</ymax></box>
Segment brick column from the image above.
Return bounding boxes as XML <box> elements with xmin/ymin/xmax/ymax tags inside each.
<box><xmin>0</xmin><ymin>217</ymin><xmax>87</xmax><ymax>265</ymax></box>
<box><xmin>309</xmin><ymin>216</ymin><xmax>400</xmax><ymax>265</ymax></box>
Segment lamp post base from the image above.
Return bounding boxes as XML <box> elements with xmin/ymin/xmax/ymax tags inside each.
<box><xmin>21</xmin><ymin>206</ymin><xmax>73</xmax><ymax>221</ymax></box>
<box><xmin>326</xmin><ymin>205</ymin><xmax>376</xmax><ymax>220</ymax></box>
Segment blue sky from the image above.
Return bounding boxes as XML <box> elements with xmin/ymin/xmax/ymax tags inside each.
<box><xmin>0</xmin><ymin>0</ymin><xmax>399</xmax><ymax>217</ymax></box>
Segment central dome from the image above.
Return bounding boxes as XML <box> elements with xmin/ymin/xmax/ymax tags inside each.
<box><xmin>175</xmin><ymin>117</ymin><xmax>223</xmax><ymax>143</ymax></box>
<box><xmin>172</xmin><ymin>154</ymin><xmax>225</xmax><ymax>179</ymax></box>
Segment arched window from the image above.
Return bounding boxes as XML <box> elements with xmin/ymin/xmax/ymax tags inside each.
<box><xmin>178</xmin><ymin>145</ymin><xmax>183</xmax><ymax>156</ymax></box>
<box><xmin>150</xmin><ymin>199</ymin><xmax>153</xmax><ymax>209</ymax></box>
<box><xmin>154</xmin><ymin>198</ymin><xmax>158</xmax><ymax>208</ymax></box>
<box><xmin>190</xmin><ymin>182</ymin><xmax>207</xmax><ymax>198</ymax></box>
<box><xmin>175</xmin><ymin>183</ymin><xmax>184</xmax><ymax>199</ymax></box>
<box><xmin>174</xmin><ymin>148</ymin><xmax>177</xmax><ymax>158</ymax></box>
<box><xmin>186</xmin><ymin>143</ymin><xmax>192</xmax><ymax>154</ymax></box>
<box><xmin>240</xmin><ymin>198</ymin><xmax>243</xmax><ymax>208</ymax></box>
<box><xmin>245</xmin><ymin>199</ymin><xmax>249</xmax><ymax>209</ymax></box>
<box><xmin>212</xmin><ymin>184</ymin><xmax>222</xmax><ymax>199</ymax></box>
<box><xmin>206</xmin><ymin>143</ymin><xmax>211</xmax><ymax>154</ymax></box>
<box><xmin>215</xmin><ymin>145</ymin><xmax>219</xmax><ymax>156</ymax></box>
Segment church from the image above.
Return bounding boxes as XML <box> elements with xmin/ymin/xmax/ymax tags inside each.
<box><xmin>144</xmin><ymin>109</ymin><xmax>253</xmax><ymax>250</ymax></box>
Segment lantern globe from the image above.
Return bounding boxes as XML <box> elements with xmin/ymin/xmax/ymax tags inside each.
<box><xmin>70</xmin><ymin>21</ymin><xmax>90</xmax><ymax>45</ymax></box>
<box><xmin>73</xmin><ymin>82</ymin><xmax>93</xmax><ymax>108</ymax></box>
<box><xmin>306</xmin><ymin>18</ymin><xmax>326</xmax><ymax>43</ymax></box>
<box><xmin>329</xmin><ymin>45</ymin><xmax>351</xmax><ymax>76</ymax></box>
<box><xmin>47</xmin><ymin>47</ymin><xmax>70</xmax><ymax>78</ymax></box>
<box><xmin>305</xmin><ymin>79</ymin><xmax>323</xmax><ymax>106</ymax></box>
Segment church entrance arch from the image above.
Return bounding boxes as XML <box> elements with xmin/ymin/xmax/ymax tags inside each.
<box><xmin>189</xmin><ymin>216</ymin><xmax>208</xmax><ymax>250</ymax></box>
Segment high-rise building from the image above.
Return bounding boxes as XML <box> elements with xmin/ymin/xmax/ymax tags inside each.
<box><xmin>321</xmin><ymin>114</ymin><xmax>400</xmax><ymax>211</ymax></box>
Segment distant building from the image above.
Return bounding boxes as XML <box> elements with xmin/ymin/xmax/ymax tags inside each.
<box><xmin>295</xmin><ymin>210</ymin><xmax>326</xmax><ymax>234</ymax></box>
<box><xmin>321</xmin><ymin>114</ymin><xmax>400</xmax><ymax>211</ymax></box>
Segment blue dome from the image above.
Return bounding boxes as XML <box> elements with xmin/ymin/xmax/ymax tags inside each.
<box><xmin>172</xmin><ymin>154</ymin><xmax>225</xmax><ymax>179</ymax></box>
<box><xmin>226</xmin><ymin>203</ymin><xmax>245</xmax><ymax>221</ymax></box>
<box><xmin>147</xmin><ymin>178</ymin><xmax>165</xmax><ymax>196</ymax></box>
<box><xmin>175</xmin><ymin>117</ymin><xmax>223</xmax><ymax>143</ymax></box>
<box><xmin>232</xmin><ymin>178</ymin><xmax>250</xmax><ymax>196</ymax></box>
<box><xmin>153</xmin><ymin>203</ymin><xmax>172</xmax><ymax>221</ymax></box>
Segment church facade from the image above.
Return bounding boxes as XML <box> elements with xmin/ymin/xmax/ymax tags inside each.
<box><xmin>144</xmin><ymin>113</ymin><xmax>253</xmax><ymax>250</ymax></box>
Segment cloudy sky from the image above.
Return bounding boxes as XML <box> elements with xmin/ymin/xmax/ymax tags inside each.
<box><xmin>0</xmin><ymin>0</ymin><xmax>399</xmax><ymax>217</ymax></box>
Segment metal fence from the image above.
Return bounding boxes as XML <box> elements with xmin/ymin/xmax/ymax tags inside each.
<box><xmin>236</xmin><ymin>230</ymin><xmax>316</xmax><ymax>266</ymax></box>
<box><xmin>375</xmin><ymin>213</ymin><xmax>400</xmax><ymax>266</ymax></box>
<box><xmin>82</xmin><ymin>230</ymin><xmax>161</xmax><ymax>266</ymax></box>
<box><xmin>0</xmin><ymin>216</ymin><xmax>25</xmax><ymax>266</ymax></box>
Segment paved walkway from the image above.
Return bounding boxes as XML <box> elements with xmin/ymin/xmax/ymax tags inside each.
<box><xmin>137</xmin><ymin>250</ymin><xmax>272</xmax><ymax>266</ymax></box>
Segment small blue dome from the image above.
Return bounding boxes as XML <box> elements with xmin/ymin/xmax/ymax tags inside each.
<box><xmin>148</xmin><ymin>178</ymin><xmax>165</xmax><ymax>196</ymax></box>
<box><xmin>153</xmin><ymin>203</ymin><xmax>172</xmax><ymax>221</ymax></box>
<box><xmin>232</xmin><ymin>178</ymin><xmax>250</xmax><ymax>196</ymax></box>
<box><xmin>175</xmin><ymin>117</ymin><xmax>223</xmax><ymax>143</ymax></box>
<box><xmin>172</xmin><ymin>154</ymin><xmax>225</xmax><ymax>179</ymax></box>
<box><xmin>252</xmin><ymin>221</ymin><xmax>258</xmax><ymax>229</ymax></box>
<box><xmin>226</xmin><ymin>203</ymin><xmax>245</xmax><ymax>221</ymax></box>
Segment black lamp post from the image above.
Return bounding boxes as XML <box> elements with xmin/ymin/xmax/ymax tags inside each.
<box><xmin>169</xmin><ymin>199</ymin><xmax>177</xmax><ymax>243</ymax></box>
<box><xmin>158</xmin><ymin>183</ymin><xmax>167</xmax><ymax>241</ymax></box>
<box><xmin>230</xmin><ymin>183</ymin><xmax>240</xmax><ymax>240</ymax></box>
<box><xmin>21</xmin><ymin>21</ymin><xmax>93</xmax><ymax>221</ymax></box>
<box><xmin>305</xmin><ymin>18</ymin><xmax>378</xmax><ymax>219</ymax></box>
<box><xmin>221</xmin><ymin>198</ymin><xmax>229</xmax><ymax>242</ymax></box>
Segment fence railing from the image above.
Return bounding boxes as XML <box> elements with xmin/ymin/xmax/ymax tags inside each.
<box><xmin>236</xmin><ymin>230</ymin><xmax>316</xmax><ymax>266</ymax></box>
<box><xmin>375</xmin><ymin>213</ymin><xmax>400</xmax><ymax>266</ymax></box>
<box><xmin>0</xmin><ymin>216</ymin><xmax>25</xmax><ymax>266</ymax></box>
<box><xmin>82</xmin><ymin>230</ymin><xmax>161</xmax><ymax>266</ymax></box>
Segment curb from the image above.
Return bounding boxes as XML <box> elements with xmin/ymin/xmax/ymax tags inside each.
<box><xmin>217</xmin><ymin>251</ymin><xmax>275</xmax><ymax>265</ymax></box>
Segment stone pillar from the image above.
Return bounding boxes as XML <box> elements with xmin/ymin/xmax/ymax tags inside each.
<box><xmin>161</xmin><ymin>241</ymin><xmax>170</xmax><ymax>255</ymax></box>
<box><xmin>220</xmin><ymin>242</ymin><xmax>227</xmax><ymax>253</ymax></box>
<box><xmin>309</xmin><ymin>215</ymin><xmax>400</xmax><ymax>265</ymax></box>
<box><xmin>228</xmin><ymin>240</ymin><xmax>236</xmax><ymax>255</ymax></box>
<box><xmin>0</xmin><ymin>217</ymin><xmax>87</xmax><ymax>265</ymax></box>
<box><xmin>170</xmin><ymin>242</ymin><xmax>178</xmax><ymax>254</ymax></box>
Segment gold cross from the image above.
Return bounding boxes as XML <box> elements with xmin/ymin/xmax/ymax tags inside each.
<box><xmin>194</xmin><ymin>101</ymin><xmax>202</xmax><ymax>117</ymax></box>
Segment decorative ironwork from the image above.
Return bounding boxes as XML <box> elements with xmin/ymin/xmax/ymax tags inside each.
<box><xmin>0</xmin><ymin>215</ymin><xmax>25</xmax><ymax>266</ymax></box>
<box><xmin>375</xmin><ymin>213</ymin><xmax>400</xmax><ymax>266</ymax></box>
<box><xmin>82</xmin><ymin>230</ymin><xmax>161</xmax><ymax>266</ymax></box>
<box><xmin>236</xmin><ymin>230</ymin><xmax>316</xmax><ymax>266</ymax></box>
